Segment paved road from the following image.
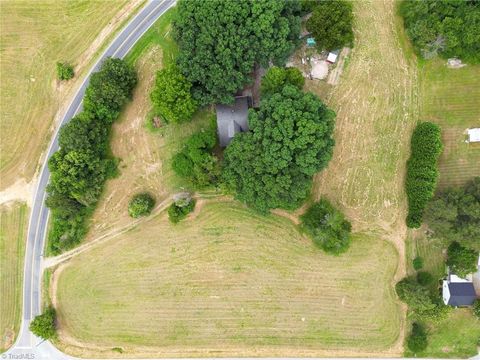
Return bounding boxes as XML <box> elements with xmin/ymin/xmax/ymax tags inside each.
<box><xmin>2</xmin><ymin>1</ymin><xmax>174</xmax><ymax>359</ymax></box>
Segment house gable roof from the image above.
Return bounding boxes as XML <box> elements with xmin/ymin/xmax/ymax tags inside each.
<box><xmin>447</xmin><ymin>282</ymin><xmax>477</xmax><ymax>306</ymax></box>
<box><xmin>216</xmin><ymin>96</ymin><xmax>250</xmax><ymax>147</ymax></box>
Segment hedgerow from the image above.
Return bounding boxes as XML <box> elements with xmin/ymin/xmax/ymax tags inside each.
<box><xmin>405</xmin><ymin>122</ymin><xmax>442</xmax><ymax>228</ymax></box>
<box><xmin>46</xmin><ymin>58</ymin><xmax>136</xmax><ymax>254</ymax></box>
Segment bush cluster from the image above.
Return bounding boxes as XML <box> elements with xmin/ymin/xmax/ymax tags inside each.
<box><xmin>300</xmin><ymin>198</ymin><xmax>352</xmax><ymax>255</ymax></box>
<box><xmin>400</xmin><ymin>0</ymin><xmax>480</xmax><ymax>63</ymax></box>
<box><xmin>168</xmin><ymin>199</ymin><xmax>196</xmax><ymax>224</ymax></box>
<box><xmin>171</xmin><ymin>125</ymin><xmax>220</xmax><ymax>188</ymax></box>
<box><xmin>46</xmin><ymin>58</ymin><xmax>136</xmax><ymax>254</ymax></box>
<box><xmin>128</xmin><ymin>193</ymin><xmax>155</xmax><ymax>218</ymax></box>
<box><xmin>56</xmin><ymin>62</ymin><xmax>74</xmax><ymax>81</ymax></box>
<box><xmin>405</xmin><ymin>122</ymin><xmax>442</xmax><ymax>228</ymax></box>
<box><xmin>29</xmin><ymin>306</ymin><xmax>56</xmax><ymax>340</ymax></box>
<box><xmin>407</xmin><ymin>322</ymin><xmax>428</xmax><ymax>353</ymax></box>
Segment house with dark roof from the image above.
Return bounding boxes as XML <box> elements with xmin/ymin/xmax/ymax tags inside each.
<box><xmin>442</xmin><ymin>259</ymin><xmax>479</xmax><ymax>307</ymax></box>
<box><xmin>216</xmin><ymin>96</ymin><xmax>251</xmax><ymax>147</ymax></box>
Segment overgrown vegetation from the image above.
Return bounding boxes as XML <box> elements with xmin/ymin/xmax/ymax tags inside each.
<box><xmin>150</xmin><ymin>65</ymin><xmax>197</xmax><ymax>124</ymax></box>
<box><xmin>128</xmin><ymin>193</ymin><xmax>155</xmax><ymax>218</ymax></box>
<box><xmin>301</xmin><ymin>198</ymin><xmax>352</xmax><ymax>255</ymax></box>
<box><xmin>173</xmin><ymin>0</ymin><xmax>301</xmax><ymax>105</ymax></box>
<box><xmin>406</xmin><ymin>322</ymin><xmax>428</xmax><ymax>354</ymax></box>
<box><xmin>223</xmin><ymin>85</ymin><xmax>335</xmax><ymax>212</ymax></box>
<box><xmin>446</xmin><ymin>241</ymin><xmax>478</xmax><ymax>278</ymax></box>
<box><xmin>405</xmin><ymin>122</ymin><xmax>443</xmax><ymax>228</ymax></box>
<box><xmin>306</xmin><ymin>0</ymin><xmax>354</xmax><ymax>51</ymax></box>
<box><xmin>46</xmin><ymin>58</ymin><xmax>136</xmax><ymax>254</ymax></box>
<box><xmin>400</xmin><ymin>0</ymin><xmax>480</xmax><ymax>63</ymax></box>
<box><xmin>56</xmin><ymin>62</ymin><xmax>74</xmax><ymax>81</ymax></box>
<box><xmin>424</xmin><ymin>177</ymin><xmax>480</xmax><ymax>251</ymax></box>
<box><xmin>29</xmin><ymin>306</ymin><xmax>56</xmax><ymax>340</ymax></box>
<box><xmin>171</xmin><ymin>124</ymin><xmax>220</xmax><ymax>188</ymax></box>
<box><xmin>168</xmin><ymin>198</ymin><xmax>196</xmax><ymax>224</ymax></box>
<box><xmin>474</xmin><ymin>300</ymin><xmax>480</xmax><ymax>319</ymax></box>
<box><xmin>260</xmin><ymin>66</ymin><xmax>304</xmax><ymax>97</ymax></box>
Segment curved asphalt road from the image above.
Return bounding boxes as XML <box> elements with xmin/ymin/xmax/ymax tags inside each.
<box><xmin>2</xmin><ymin>1</ymin><xmax>174</xmax><ymax>359</ymax></box>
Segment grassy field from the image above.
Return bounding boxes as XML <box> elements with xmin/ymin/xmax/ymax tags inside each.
<box><xmin>0</xmin><ymin>203</ymin><xmax>28</xmax><ymax>352</ymax></box>
<box><xmin>55</xmin><ymin>201</ymin><xmax>401</xmax><ymax>358</ymax></box>
<box><xmin>0</xmin><ymin>0</ymin><xmax>137</xmax><ymax>192</ymax></box>
<box><xmin>418</xmin><ymin>59</ymin><xmax>480</xmax><ymax>189</ymax></box>
<box><xmin>312</xmin><ymin>0</ymin><xmax>417</xmax><ymax>243</ymax></box>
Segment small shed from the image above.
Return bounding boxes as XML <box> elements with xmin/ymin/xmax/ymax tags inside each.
<box><xmin>216</xmin><ymin>96</ymin><xmax>250</xmax><ymax>147</ymax></box>
<box><xmin>467</xmin><ymin>128</ymin><xmax>480</xmax><ymax>143</ymax></box>
<box><xmin>327</xmin><ymin>50</ymin><xmax>340</xmax><ymax>64</ymax></box>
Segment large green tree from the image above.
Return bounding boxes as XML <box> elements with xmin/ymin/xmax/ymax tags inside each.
<box><xmin>150</xmin><ymin>65</ymin><xmax>197</xmax><ymax>124</ymax></box>
<box><xmin>223</xmin><ymin>85</ymin><xmax>335</xmax><ymax>212</ymax></box>
<box><xmin>30</xmin><ymin>307</ymin><xmax>56</xmax><ymax>340</ymax></box>
<box><xmin>306</xmin><ymin>0</ymin><xmax>354</xmax><ymax>51</ymax></box>
<box><xmin>447</xmin><ymin>242</ymin><xmax>478</xmax><ymax>278</ymax></box>
<box><xmin>424</xmin><ymin>177</ymin><xmax>480</xmax><ymax>250</ymax></box>
<box><xmin>260</xmin><ymin>66</ymin><xmax>305</xmax><ymax>97</ymax></box>
<box><xmin>400</xmin><ymin>0</ymin><xmax>480</xmax><ymax>63</ymax></box>
<box><xmin>173</xmin><ymin>0</ymin><xmax>301</xmax><ymax>105</ymax></box>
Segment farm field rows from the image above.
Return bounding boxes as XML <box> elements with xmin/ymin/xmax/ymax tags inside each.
<box><xmin>0</xmin><ymin>203</ymin><xmax>28</xmax><ymax>351</ymax></box>
<box><xmin>418</xmin><ymin>59</ymin><xmax>480</xmax><ymax>189</ymax></box>
<box><xmin>0</xmin><ymin>0</ymin><xmax>138</xmax><ymax>193</ymax></box>
<box><xmin>55</xmin><ymin>201</ymin><xmax>401</xmax><ymax>358</ymax></box>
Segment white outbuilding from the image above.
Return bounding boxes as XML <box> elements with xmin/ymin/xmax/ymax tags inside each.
<box><xmin>467</xmin><ymin>128</ymin><xmax>480</xmax><ymax>143</ymax></box>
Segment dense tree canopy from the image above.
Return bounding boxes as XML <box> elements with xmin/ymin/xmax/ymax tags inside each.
<box><xmin>407</xmin><ymin>323</ymin><xmax>428</xmax><ymax>353</ymax></box>
<box><xmin>400</xmin><ymin>0</ymin><xmax>480</xmax><ymax>63</ymax></box>
<box><xmin>306</xmin><ymin>0</ymin><xmax>354</xmax><ymax>51</ymax></box>
<box><xmin>260</xmin><ymin>66</ymin><xmax>305</xmax><ymax>97</ymax></box>
<box><xmin>223</xmin><ymin>85</ymin><xmax>335</xmax><ymax>212</ymax></box>
<box><xmin>446</xmin><ymin>241</ymin><xmax>478</xmax><ymax>278</ymax></box>
<box><xmin>424</xmin><ymin>177</ymin><xmax>480</xmax><ymax>250</ymax></box>
<box><xmin>150</xmin><ymin>65</ymin><xmax>197</xmax><ymax>124</ymax></box>
<box><xmin>173</xmin><ymin>0</ymin><xmax>301</xmax><ymax>105</ymax></box>
<box><xmin>405</xmin><ymin>122</ymin><xmax>443</xmax><ymax>228</ymax></box>
<box><xmin>128</xmin><ymin>193</ymin><xmax>155</xmax><ymax>218</ymax></box>
<box><xmin>46</xmin><ymin>58</ymin><xmax>137</xmax><ymax>254</ymax></box>
<box><xmin>301</xmin><ymin>198</ymin><xmax>352</xmax><ymax>255</ymax></box>
<box><xmin>29</xmin><ymin>307</ymin><xmax>56</xmax><ymax>340</ymax></box>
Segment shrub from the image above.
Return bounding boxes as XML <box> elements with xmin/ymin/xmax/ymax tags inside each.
<box><xmin>473</xmin><ymin>300</ymin><xmax>480</xmax><ymax>319</ymax></box>
<box><xmin>424</xmin><ymin>177</ymin><xmax>480</xmax><ymax>250</ymax></box>
<box><xmin>400</xmin><ymin>0</ymin><xmax>480</xmax><ymax>63</ymax></box>
<box><xmin>150</xmin><ymin>65</ymin><xmax>197</xmax><ymax>124</ymax></box>
<box><xmin>168</xmin><ymin>199</ymin><xmax>196</xmax><ymax>224</ymax></box>
<box><xmin>301</xmin><ymin>198</ymin><xmax>352</xmax><ymax>255</ymax></box>
<box><xmin>446</xmin><ymin>241</ymin><xmax>478</xmax><ymax>278</ymax></box>
<box><xmin>405</xmin><ymin>122</ymin><xmax>442</xmax><ymax>228</ymax></box>
<box><xmin>223</xmin><ymin>85</ymin><xmax>335</xmax><ymax>212</ymax></box>
<box><xmin>29</xmin><ymin>307</ymin><xmax>56</xmax><ymax>339</ymax></box>
<box><xmin>407</xmin><ymin>322</ymin><xmax>428</xmax><ymax>353</ymax></box>
<box><xmin>56</xmin><ymin>62</ymin><xmax>74</xmax><ymax>80</ymax></box>
<box><xmin>413</xmin><ymin>256</ymin><xmax>424</xmax><ymax>270</ymax></box>
<box><xmin>128</xmin><ymin>193</ymin><xmax>155</xmax><ymax>218</ymax></box>
<box><xmin>395</xmin><ymin>277</ymin><xmax>436</xmax><ymax>313</ymax></box>
<box><xmin>306</xmin><ymin>0</ymin><xmax>354</xmax><ymax>50</ymax></box>
<box><xmin>417</xmin><ymin>271</ymin><xmax>434</xmax><ymax>286</ymax></box>
<box><xmin>171</xmin><ymin>125</ymin><xmax>220</xmax><ymax>188</ymax></box>
<box><xmin>260</xmin><ymin>66</ymin><xmax>305</xmax><ymax>97</ymax></box>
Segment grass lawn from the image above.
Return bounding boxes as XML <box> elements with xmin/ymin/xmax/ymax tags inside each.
<box><xmin>0</xmin><ymin>203</ymin><xmax>27</xmax><ymax>352</ymax></box>
<box><xmin>419</xmin><ymin>59</ymin><xmax>480</xmax><ymax>189</ymax></box>
<box><xmin>56</xmin><ymin>201</ymin><xmax>401</xmax><ymax>358</ymax></box>
<box><xmin>0</xmin><ymin>0</ymin><xmax>137</xmax><ymax>191</ymax></box>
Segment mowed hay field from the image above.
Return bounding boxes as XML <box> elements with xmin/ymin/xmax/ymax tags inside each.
<box><xmin>55</xmin><ymin>201</ymin><xmax>401</xmax><ymax>358</ymax></box>
<box><xmin>313</xmin><ymin>0</ymin><xmax>417</xmax><ymax>238</ymax></box>
<box><xmin>0</xmin><ymin>203</ymin><xmax>27</xmax><ymax>351</ymax></box>
<box><xmin>0</xmin><ymin>0</ymin><xmax>136</xmax><ymax>191</ymax></box>
<box><xmin>419</xmin><ymin>59</ymin><xmax>480</xmax><ymax>188</ymax></box>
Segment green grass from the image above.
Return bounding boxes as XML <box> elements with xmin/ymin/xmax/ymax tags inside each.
<box><xmin>124</xmin><ymin>7</ymin><xmax>178</xmax><ymax>67</ymax></box>
<box><xmin>404</xmin><ymin>310</ymin><xmax>480</xmax><ymax>358</ymax></box>
<box><xmin>0</xmin><ymin>203</ymin><xmax>27</xmax><ymax>352</ymax></box>
<box><xmin>419</xmin><ymin>59</ymin><xmax>480</xmax><ymax>189</ymax></box>
<box><xmin>56</xmin><ymin>201</ymin><xmax>401</xmax><ymax>357</ymax></box>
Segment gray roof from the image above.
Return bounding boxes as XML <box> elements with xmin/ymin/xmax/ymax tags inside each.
<box><xmin>448</xmin><ymin>283</ymin><xmax>477</xmax><ymax>306</ymax></box>
<box><xmin>216</xmin><ymin>96</ymin><xmax>249</xmax><ymax>147</ymax></box>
